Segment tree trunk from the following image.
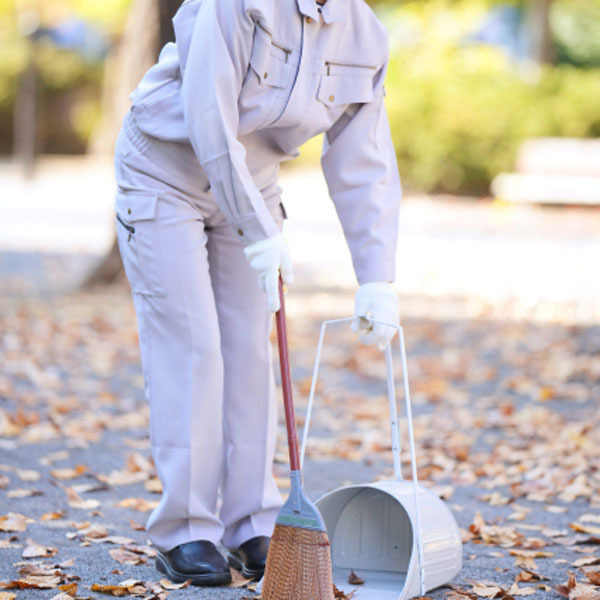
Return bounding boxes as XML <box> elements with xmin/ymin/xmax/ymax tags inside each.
<box><xmin>529</xmin><ymin>0</ymin><xmax>554</xmax><ymax>65</ymax></box>
<box><xmin>84</xmin><ymin>0</ymin><xmax>181</xmax><ymax>288</ymax></box>
<box><xmin>13</xmin><ymin>43</ymin><xmax>37</xmax><ymax>179</ymax></box>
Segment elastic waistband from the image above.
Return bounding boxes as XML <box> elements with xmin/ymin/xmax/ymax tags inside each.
<box><xmin>123</xmin><ymin>110</ymin><xmax>153</xmax><ymax>156</ymax></box>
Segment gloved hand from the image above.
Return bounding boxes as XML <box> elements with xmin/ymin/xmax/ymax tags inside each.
<box><xmin>351</xmin><ymin>282</ymin><xmax>398</xmax><ymax>349</ymax></box>
<box><xmin>244</xmin><ymin>232</ymin><xmax>293</xmax><ymax>312</ymax></box>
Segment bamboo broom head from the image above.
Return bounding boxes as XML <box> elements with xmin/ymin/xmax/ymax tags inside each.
<box><xmin>263</xmin><ymin>524</ymin><xmax>335</xmax><ymax>600</ymax></box>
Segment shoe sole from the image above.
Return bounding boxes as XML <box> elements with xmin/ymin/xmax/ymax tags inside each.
<box><xmin>155</xmin><ymin>554</ymin><xmax>232</xmax><ymax>586</ymax></box>
<box><xmin>227</xmin><ymin>553</ymin><xmax>264</xmax><ymax>581</ymax></box>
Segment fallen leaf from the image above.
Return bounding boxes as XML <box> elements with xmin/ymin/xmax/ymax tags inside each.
<box><xmin>581</xmin><ymin>515</ymin><xmax>600</xmax><ymax>525</ymax></box>
<box><xmin>41</xmin><ymin>511</ymin><xmax>65</xmax><ymax>521</ymax></box>
<box><xmin>348</xmin><ymin>570</ymin><xmax>365</xmax><ymax>585</ymax></box>
<box><xmin>128</xmin><ymin>519</ymin><xmax>145</xmax><ymax>531</ymax></box>
<box><xmin>109</xmin><ymin>547</ymin><xmax>146</xmax><ymax>565</ymax></box>
<box><xmin>22</xmin><ymin>538</ymin><xmax>58</xmax><ymax>558</ymax></box>
<box><xmin>159</xmin><ymin>578</ymin><xmax>190</xmax><ymax>590</ymax></box>
<box><xmin>16</xmin><ymin>469</ymin><xmax>41</xmax><ymax>482</ymax></box>
<box><xmin>116</xmin><ymin>498</ymin><xmax>158</xmax><ymax>512</ymax></box>
<box><xmin>50</xmin><ymin>465</ymin><xmax>88</xmax><ymax>480</ymax></box>
<box><xmin>7</xmin><ymin>489</ymin><xmax>43</xmax><ymax>498</ymax></box>
<box><xmin>580</xmin><ymin>567</ymin><xmax>600</xmax><ymax>585</ymax></box>
<box><xmin>58</xmin><ymin>582</ymin><xmax>78</xmax><ymax>594</ymax></box>
<box><xmin>573</xmin><ymin>557</ymin><xmax>600</xmax><ymax>568</ymax></box>
<box><xmin>471</xmin><ymin>584</ymin><xmax>503</xmax><ymax>598</ymax></box>
<box><xmin>62</xmin><ymin>486</ymin><xmax>100</xmax><ymax>510</ymax></box>
<box><xmin>571</xmin><ymin>523</ymin><xmax>600</xmax><ymax>536</ymax></box>
<box><xmin>508</xmin><ymin>583</ymin><xmax>536</xmax><ymax>596</ymax></box>
<box><xmin>0</xmin><ymin>513</ymin><xmax>27</xmax><ymax>532</ymax></box>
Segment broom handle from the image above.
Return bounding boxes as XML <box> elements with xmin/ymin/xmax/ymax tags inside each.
<box><xmin>275</xmin><ymin>275</ymin><xmax>301</xmax><ymax>472</ymax></box>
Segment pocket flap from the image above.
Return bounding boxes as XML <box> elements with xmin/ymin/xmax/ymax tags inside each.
<box><xmin>115</xmin><ymin>190</ymin><xmax>159</xmax><ymax>222</ymax></box>
<box><xmin>249</xmin><ymin>35</ymin><xmax>290</xmax><ymax>89</ymax></box>
<box><xmin>317</xmin><ymin>75</ymin><xmax>375</xmax><ymax>108</ymax></box>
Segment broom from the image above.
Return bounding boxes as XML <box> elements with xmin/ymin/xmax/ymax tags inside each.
<box><xmin>262</xmin><ymin>277</ymin><xmax>335</xmax><ymax>600</ymax></box>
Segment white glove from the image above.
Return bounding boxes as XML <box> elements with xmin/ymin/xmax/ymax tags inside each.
<box><xmin>244</xmin><ymin>232</ymin><xmax>293</xmax><ymax>312</ymax></box>
<box><xmin>351</xmin><ymin>282</ymin><xmax>398</xmax><ymax>349</ymax></box>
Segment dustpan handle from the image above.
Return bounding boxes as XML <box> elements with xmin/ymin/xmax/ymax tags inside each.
<box><xmin>299</xmin><ymin>318</ymin><xmax>426</xmax><ymax>595</ymax></box>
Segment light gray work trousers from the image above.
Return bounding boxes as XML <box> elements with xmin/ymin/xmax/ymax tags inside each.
<box><xmin>114</xmin><ymin>112</ymin><xmax>284</xmax><ymax>552</ymax></box>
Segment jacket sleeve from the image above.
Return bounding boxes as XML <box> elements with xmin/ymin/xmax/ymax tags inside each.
<box><xmin>176</xmin><ymin>0</ymin><xmax>279</xmax><ymax>244</ymax></box>
<box><xmin>321</xmin><ymin>59</ymin><xmax>402</xmax><ymax>285</ymax></box>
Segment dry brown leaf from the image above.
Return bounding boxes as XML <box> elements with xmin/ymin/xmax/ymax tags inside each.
<box><xmin>109</xmin><ymin>548</ymin><xmax>146</xmax><ymax>565</ymax></box>
<box><xmin>228</xmin><ymin>568</ymin><xmax>253</xmax><ymax>588</ymax></box>
<box><xmin>50</xmin><ymin>465</ymin><xmax>88</xmax><ymax>480</ymax></box>
<box><xmin>50</xmin><ymin>593</ymin><xmax>75</xmax><ymax>600</ymax></box>
<box><xmin>62</xmin><ymin>486</ymin><xmax>100</xmax><ymax>510</ymax></box>
<box><xmin>159</xmin><ymin>578</ymin><xmax>190</xmax><ymax>590</ymax></box>
<box><xmin>91</xmin><ymin>580</ymin><xmax>147</xmax><ymax>597</ymax></box>
<box><xmin>126</xmin><ymin>452</ymin><xmax>154</xmax><ymax>473</ymax></box>
<box><xmin>89</xmin><ymin>535</ymin><xmax>135</xmax><ymax>546</ymax></box>
<box><xmin>580</xmin><ymin>567</ymin><xmax>600</xmax><ymax>585</ymax></box>
<box><xmin>546</xmin><ymin>505</ymin><xmax>568</xmax><ymax>513</ymax></box>
<box><xmin>123</xmin><ymin>543</ymin><xmax>156</xmax><ymax>557</ymax></box>
<box><xmin>16</xmin><ymin>469</ymin><xmax>41</xmax><ymax>482</ymax></box>
<box><xmin>348</xmin><ymin>570</ymin><xmax>365</xmax><ymax>585</ymax></box>
<box><xmin>581</xmin><ymin>515</ymin><xmax>600</xmax><ymax>525</ymax></box>
<box><xmin>22</xmin><ymin>538</ymin><xmax>58</xmax><ymax>558</ymax></box>
<box><xmin>573</xmin><ymin>557</ymin><xmax>600</xmax><ymax>568</ymax></box>
<box><xmin>98</xmin><ymin>470</ymin><xmax>148</xmax><ymax>486</ymax></box>
<box><xmin>332</xmin><ymin>584</ymin><xmax>356</xmax><ymax>599</ymax></box>
<box><xmin>41</xmin><ymin>511</ymin><xmax>65</xmax><ymax>521</ymax></box>
<box><xmin>510</xmin><ymin>549</ymin><xmax>554</xmax><ymax>559</ymax></box>
<box><xmin>0</xmin><ymin>474</ymin><xmax>9</xmax><ymax>489</ymax></box>
<box><xmin>39</xmin><ymin>450</ymin><xmax>70</xmax><ymax>465</ymax></box>
<box><xmin>515</xmin><ymin>570</ymin><xmax>547</xmax><ymax>583</ymax></box>
<box><xmin>555</xmin><ymin>571</ymin><xmax>600</xmax><ymax>600</ymax></box>
<box><xmin>0</xmin><ymin>513</ymin><xmax>27</xmax><ymax>532</ymax></box>
<box><xmin>3</xmin><ymin>576</ymin><xmax>62</xmax><ymax>589</ymax></box>
<box><xmin>507</xmin><ymin>583</ymin><xmax>536</xmax><ymax>596</ymax></box>
<box><xmin>571</xmin><ymin>523</ymin><xmax>600</xmax><ymax>536</ymax></box>
<box><xmin>58</xmin><ymin>582</ymin><xmax>78</xmax><ymax>596</ymax></box>
<box><xmin>116</xmin><ymin>497</ymin><xmax>158</xmax><ymax>512</ymax></box>
<box><xmin>7</xmin><ymin>489</ymin><xmax>43</xmax><ymax>498</ymax></box>
<box><xmin>145</xmin><ymin>478</ymin><xmax>162</xmax><ymax>493</ymax></box>
<box><xmin>470</xmin><ymin>583</ymin><xmax>503</xmax><ymax>598</ymax></box>
<box><xmin>128</xmin><ymin>519</ymin><xmax>145</xmax><ymax>531</ymax></box>
<box><xmin>560</xmin><ymin>475</ymin><xmax>594</xmax><ymax>503</ymax></box>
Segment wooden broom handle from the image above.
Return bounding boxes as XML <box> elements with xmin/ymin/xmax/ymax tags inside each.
<box><xmin>275</xmin><ymin>275</ymin><xmax>301</xmax><ymax>472</ymax></box>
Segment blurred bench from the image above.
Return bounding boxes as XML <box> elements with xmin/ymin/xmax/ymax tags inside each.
<box><xmin>491</xmin><ymin>138</ymin><xmax>600</xmax><ymax>205</ymax></box>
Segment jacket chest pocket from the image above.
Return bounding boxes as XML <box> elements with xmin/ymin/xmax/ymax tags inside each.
<box><xmin>316</xmin><ymin>61</ymin><xmax>376</xmax><ymax>120</ymax></box>
<box><xmin>240</xmin><ymin>23</ymin><xmax>295</xmax><ymax>128</ymax></box>
<box><xmin>115</xmin><ymin>190</ymin><xmax>167</xmax><ymax>297</ymax></box>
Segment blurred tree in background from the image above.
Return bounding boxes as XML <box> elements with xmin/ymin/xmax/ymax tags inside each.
<box><xmin>2</xmin><ymin>0</ymin><xmax>600</xmax><ymax>193</ymax></box>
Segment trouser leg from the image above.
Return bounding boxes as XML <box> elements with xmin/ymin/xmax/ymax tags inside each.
<box><xmin>117</xmin><ymin>188</ymin><xmax>227</xmax><ymax>552</ymax></box>
<box><xmin>206</xmin><ymin>221</ymin><xmax>283</xmax><ymax>549</ymax></box>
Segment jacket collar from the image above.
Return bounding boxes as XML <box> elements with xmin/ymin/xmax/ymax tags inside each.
<box><xmin>296</xmin><ymin>0</ymin><xmax>344</xmax><ymax>24</ymax></box>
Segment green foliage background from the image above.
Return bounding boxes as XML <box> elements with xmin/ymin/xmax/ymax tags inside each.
<box><xmin>2</xmin><ymin>0</ymin><xmax>600</xmax><ymax>193</ymax></box>
<box><xmin>381</xmin><ymin>0</ymin><xmax>600</xmax><ymax>192</ymax></box>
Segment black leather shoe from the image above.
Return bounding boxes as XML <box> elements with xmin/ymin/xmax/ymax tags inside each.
<box><xmin>227</xmin><ymin>536</ymin><xmax>270</xmax><ymax>580</ymax></box>
<box><xmin>155</xmin><ymin>540</ymin><xmax>232</xmax><ymax>586</ymax></box>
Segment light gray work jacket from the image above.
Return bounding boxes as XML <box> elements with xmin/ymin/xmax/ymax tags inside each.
<box><xmin>129</xmin><ymin>0</ymin><xmax>401</xmax><ymax>283</ymax></box>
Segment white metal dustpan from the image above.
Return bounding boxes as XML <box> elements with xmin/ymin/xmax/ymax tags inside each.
<box><xmin>300</xmin><ymin>318</ymin><xmax>462</xmax><ymax>600</ymax></box>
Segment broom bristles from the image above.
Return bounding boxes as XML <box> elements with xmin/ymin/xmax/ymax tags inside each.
<box><xmin>263</xmin><ymin>524</ymin><xmax>335</xmax><ymax>600</ymax></box>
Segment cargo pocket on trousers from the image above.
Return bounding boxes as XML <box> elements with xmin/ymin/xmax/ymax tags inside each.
<box><xmin>115</xmin><ymin>189</ymin><xmax>167</xmax><ymax>297</ymax></box>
